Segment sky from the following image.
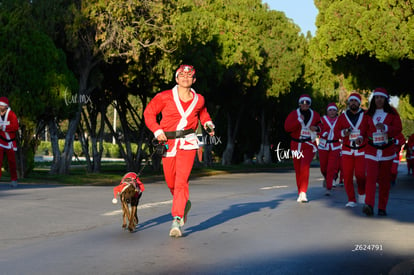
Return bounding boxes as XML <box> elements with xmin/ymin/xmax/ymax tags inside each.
<box><xmin>264</xmin><ymin>0</ymin><xmax>318</xmax><ymax>35</ymax></box>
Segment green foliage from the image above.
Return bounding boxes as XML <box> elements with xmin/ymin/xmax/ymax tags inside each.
<box><xmin>37</xmin><ymin>140</ymin><xmax>139</xmax><ymax>159</ymax></box>
<box><xmin>0</xmin><ymin>3</ymin><xmax>77</xmax><ymax>120</ymax></box>
<box><xmin>314</xmin><ymin>0</ymin><xmax>414</xmax><ymax>93</ymax></box>
<box><xmin>397</xmin><ymin>94</ymin><xmax>414</xmax><ymax>138</ymax></box>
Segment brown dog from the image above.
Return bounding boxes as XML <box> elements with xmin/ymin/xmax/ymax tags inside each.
<box><xmin>112</xmin><ymin>172</ymin><xmax>145</xmax><ymax>232</ymax></box>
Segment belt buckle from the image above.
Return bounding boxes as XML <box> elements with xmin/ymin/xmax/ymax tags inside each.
<box><xmin>176</xmin><ymin>130</ymin><xmax>184</xmax><ymax>138</ymax></box>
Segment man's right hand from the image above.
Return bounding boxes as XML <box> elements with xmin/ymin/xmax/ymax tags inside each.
<box><xmin>157</xmin><ymin>133</ymin><xmax>167</xmax><ymax>142</ymax></box>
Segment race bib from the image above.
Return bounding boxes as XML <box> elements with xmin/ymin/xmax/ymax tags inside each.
<box><xmin>372</xmin><ymin>131</ymin><xmax>387</xmax><ymax>146</ymax></box>
<box><xmin>349</xmin><ymin>129</ymin><xmax>360</xmax><ymax>141</ymax></box>
<box><xmin>300</xmin><ymin>128</ymin><xmax>311</xmax><ymax>139</ymax></box>
<box><xmin>318</xmin><ymin>138</ymin><xmax>327</xmax><ymax>148</ymax></box>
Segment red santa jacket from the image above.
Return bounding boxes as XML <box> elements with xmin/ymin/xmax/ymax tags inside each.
<box><xmin>144</xmin><ymin>86</ymin><xmax>213</xmax><ymax>157</ymax></box>
<box><xmin>360</xmin><ymin>108</ymin><xmax>402</xmax><ymax>161</ymax></box>
<box><xmin>284</xmin><ymin>108</ymin><xmax>321</xmax><ymax>153</ymax></box>
<box><xmin>334</xmin><ymin>109</ymin><xmax>366</xmax><ymax>157</ymax></box>
<box><xmin>318</xmin><ymin>115</ymin><xmax>341</xmax><ymax>151</ymax></box>
<box><xmin>0</xmin><ymin>108</ymin><xmax>19</xmax><ymax>151</ymax></box>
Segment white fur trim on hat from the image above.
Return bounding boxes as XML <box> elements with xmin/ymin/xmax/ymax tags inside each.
<box><xmin>348</xmin><ymin>95</ymin><xmax>361</xmax><ymax>103</ymax></box>
<box><xmin>327</xmin><ymin>105</ymin><xmax>338</xmax><ymax>111</ymax></box>
<box><xmin>0</xmin><ymin>102</ymin><xmax>8</xmax><ymax>107</ymax></box>
<box><xmin>373</xmin><ymin>91</ymin><xmax>388</xmax><ymax>98</ymax></box>
<box><xmin>298</xmin><ymin>96</ymin><xmax>311</xmax><ymax>104</ymax></box>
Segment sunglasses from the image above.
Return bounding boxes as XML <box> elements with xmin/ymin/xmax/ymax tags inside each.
<box><xmin>299</xmin><ymin>100</ymin><xmax>310</xmax><ymax>105</ymax></box>
<box><xmin>177</xmin><ymin>72</ymin><xmax>194</xmax><ymax>78</ymax></box>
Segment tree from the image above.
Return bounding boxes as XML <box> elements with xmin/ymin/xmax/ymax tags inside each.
<box><xmin>34</xmin><ymin>0</ymin><xmax>178</xmax><ymax>174</ymax></box>
<box><xmin>314</xmin><ymin>0</ymin><xmax>414</xmax><ymax>98</ymax></box>
<box><xmin>397</xmin><ymin>95</ymin><xmax>414</xmax><ymax>138</ymax></box>
<box><xmin>0</xmin><ymin>0</ymin><xmax>77</xmax><ymax>177</ymax></box>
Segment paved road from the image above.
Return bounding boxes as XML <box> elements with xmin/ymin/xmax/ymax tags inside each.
<box><xmin>0</xmin><ymin>165</ymin><xmax>413</xmax><ymax>275</ymax></box>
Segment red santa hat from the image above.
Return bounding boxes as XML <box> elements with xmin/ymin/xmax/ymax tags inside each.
<box><xmin>326</xmin><ymin>102</ymin><xmax>338</xmax><ymax>111</ymax></box>
<box><xmin>175</xmin><ymin>64</ymin><xmax>196</xmax><ymax>78</ymax></box>
<box><xmin>372</xmin><ymin>87</ymin><xmax>389</xmax><ymax>99</ymax></box>
<box><xmin>112</xmin><ymin>172</ymin><xmax>143</xmax><ymax>204</ymax></box>
<box><xmin>347</xmin><ymin>93</ymin><xmax>361</xmax><ymax>104</ymax></box>
<box><xmin>298</xmin><ymin>94</ymin><xmax>312</xmax><ymax>105</ymax></box>
<box><xmin>0</xmin><ymin>97</ymin><xmax>9</xmax><ymax>107</ymax></box>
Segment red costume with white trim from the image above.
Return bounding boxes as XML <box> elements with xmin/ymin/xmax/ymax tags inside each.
<box><xmin>0</xmin><ymin>97</ymin><xmax>19</xmax><ymax>182</ymax></box>
<box><xmin>334</xmin><ymin>109</ymin><xmax>367</xmax><ymax>204</ymax></box>
<box><xmin>318</xmin><ymin>112</ymin><xmax>341</xmax><ymax>191</ymax></box>
<box><xmin>361</xmin><ymin>106</ymin><xmax>402</xmax><ymax>212</ymax></box>
<box><xmin>144</xmin><ymin>85</ymin><xmax>213</xmax><ymax>219</ymax></box>
<box><xmin>284</xmin><ymin>104</ymin><xmax>321</xmax><ymax>197</ymax></box>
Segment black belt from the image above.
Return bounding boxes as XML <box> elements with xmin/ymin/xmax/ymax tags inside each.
<box><xmin>368</xmin><ymin>141</ymin><xmax>393</xmax><ymax>150</ymax></box>
<box><xmin>164</xmin><ymin>129</ymin><xmax>195</xmax><ymax>139</ymax></box>
<box><xmin>344</xmin><ymin>144</ymin><xmax>365</xmax><ymax>150</ymax></box>
<box><xmin>291</xmin><ymin>137</ymin><xmax>311</xmax><ymax>143</ymax></box>
<box><xmin>326</xmin><ymin>140</ymin><xmax>339</xmax><ymax>143</ymax></box>
<box><xmin>0</xmin><ymin>135</ymin><xmax>15</xmax><ymax>142</ymax></box>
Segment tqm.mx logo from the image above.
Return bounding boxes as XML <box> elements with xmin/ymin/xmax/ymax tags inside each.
<box><xmin>273</xmin><ymin>142</ymin><xmax>304</xmax><ymax>162</ymax></box>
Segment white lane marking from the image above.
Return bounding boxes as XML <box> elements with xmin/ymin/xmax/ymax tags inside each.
<box><xmin>260</xmin><ymin>185</ymin><xmax>289</xmax><ymax>190</ymax></box>
<box><xmin>102</xmin><ymin>200</ymin><xmax>172</xmax><ymax>216</ymax></box>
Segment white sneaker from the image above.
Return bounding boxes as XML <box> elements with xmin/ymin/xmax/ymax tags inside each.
<box><xmin>169</xmin><ymin>218</ymin><xmax>182</xmax><ymax>238</ymax></box>
<box><xmin>357</xmin><ymin>194</ymin><xmax>366</xmax><ymax>204</ymax></box>
<box><xmin>297</xmin><ymin>192</ymin><xmax>308</xmax><ymax>203</ymax></box>
<box><xmin>325</xmin><ymin>190</ymin><xmax>331</xmax><ymax>196</ymax></box>
<box><xmin>10</xmin><ymin>181</ymin><xmax>18</xmax><ymax>188</ymax></box>
<box><xmin>345</xmin><ymin>201</ymin><xmax>357</xmax><ymax>208</ymax></box>
<box><xmin>296</xmin><ymin>193</ymin><xmax>302</xmax><ymax>202</ymax></box>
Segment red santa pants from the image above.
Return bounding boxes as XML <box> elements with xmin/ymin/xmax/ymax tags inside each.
<box><xmin>162</xmin><ymin>149</ymin><xmax>196</xmax><ymax>219</ymax></box>
<box><xmin>342</xmin><ymin>154</ymin><xmax>365</xmax><ymax>202</ymax></box>
<box><xmin>293</xmin><ymin>146</ymin><xmax>315</xmax><ymax>194</ymax></box>
<box><xmin>0</xmin><ymin>147</ymin><xmax>17</xmax><ymax>181</ymax></box>
<box><xmin>319</xmin><ymin>149</ymin><xmax>340</xmax><ymax>190</ymax></box>
<box><xmin>391</xmin><ymin>157</ymin><xmax>399</xmax><ymax>182</ymax></box>
<box><xmin>337</xmin><ymin>154</ymin><xmax>344</xmax><ymax>183</ymax></box>
<box><xmin>365</xmin><ymin>158</ymin><xmax>392</xmax><ymax>210</ymax></box>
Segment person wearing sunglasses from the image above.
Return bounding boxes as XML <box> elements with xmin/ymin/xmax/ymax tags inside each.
<box><xmin>144</xmin><ymin>65</ymin><xmax>215</xmax><ymax>237</ymax></box>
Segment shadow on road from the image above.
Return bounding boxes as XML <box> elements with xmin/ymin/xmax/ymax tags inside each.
<box><xmin>184</xmin><ymin>199</ymin><xmax>282</xmax><ymax>236</ymax></box>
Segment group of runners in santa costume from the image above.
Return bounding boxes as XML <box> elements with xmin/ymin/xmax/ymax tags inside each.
<box><xmin>285</xmin><ymin>88</ymin><xmax>403</xmax><ymax>217</ymax></box>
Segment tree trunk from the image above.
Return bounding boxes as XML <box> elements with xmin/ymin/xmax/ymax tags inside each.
<box><xmin>221</xmin><ymin>107</ymin><xmax>243</xmax><ymax>165</ymax></box>
<box><xmin>48</xmin><ymin>119</ymin><xmax>60</xmax><ymax>168</ymax></box>
<box><xmin>50</xmin><ymin>107</ymin><xmax>80</xmax><ymax>174</ymax></box>
<box><xmin>257</xmin><ymin>109</ymin><xmax>271</xmax><ymax>164</ymax></box>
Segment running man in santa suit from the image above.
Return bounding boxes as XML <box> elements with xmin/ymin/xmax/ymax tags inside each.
<box><xmin>318</xmin><ymin>103</ymin><xmax>341</xmax><ymax>196</ymax></box>
<box><xmin>144</xmin><ymin>65</ymin><xmax>215</xmax><ymax>237</ymax></box>
<box><xmin>0</xmin><ymin>97</ymin><xmax>19</xmax><ymax>187</ymax></box>
<box><xmin>284</xmin><ymin>94</ymin><xmax>321</xmax><ymax>203</ymax></box>
<box><xmin>360</xmin><ymin>88</ymin><xmax>402</xmax><ymax>216</ymax></box>
<box><xmin>334</xmin><ymin>92</ymin><xmax>366</xmax><ymax>208</ymax></box>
